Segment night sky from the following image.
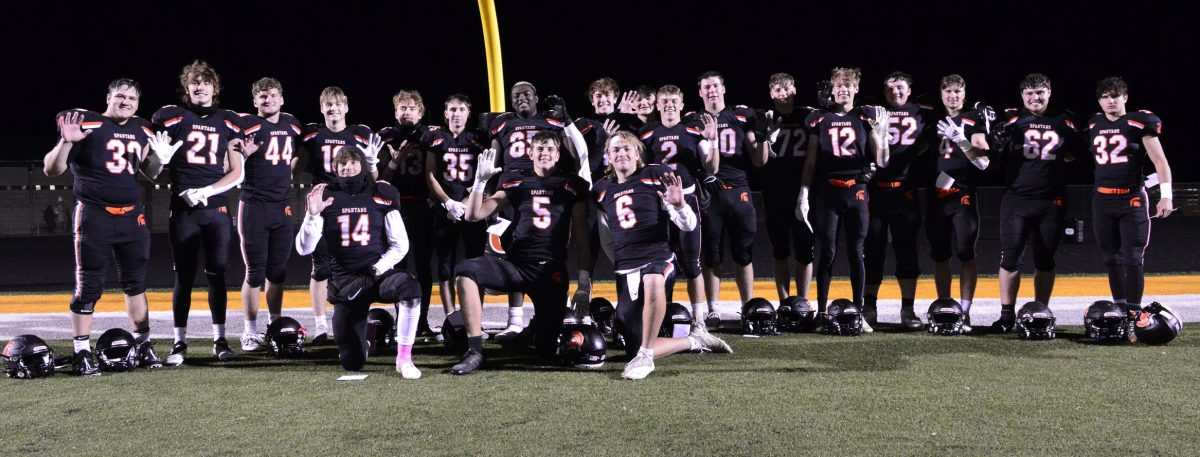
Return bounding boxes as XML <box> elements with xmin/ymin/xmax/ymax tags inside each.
<box><xmin>3</xmin><ymin>0</ymin><xmax>1194</xmax><ymax>180</ymax></box>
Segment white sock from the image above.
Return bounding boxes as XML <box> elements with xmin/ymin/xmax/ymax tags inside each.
<box><xmin>245</xmin><ymin>319</ymin><xmax>258</xmax><ymax>335</ymax></box>
<box><xmin>396</xmin><ymin>300</ymin><xmax>420</xmax><ymax>346</ymax></box>
<box><xmin>961</xmin><ymin>300</ymin><xmax>972</xmax><ymax>314</ymax></box>
<box><xmin>212</xmin><ymin>324</ymin><xmax>225</xmax><ymax>341</ymax></box>
<box><xmin>133</xmin><ymin>330</ymin><xmax>149</xmax><ymax>344</ymax></box>
<box><xmin>692</xmin><ymin>303</ymin><xmax>708</xmax><ymax>319</ymax></box>
<box><xmin>706</xmin><ymin>301</ymin><xmax>718</xmax><ymax>314</ymax></box>
<box><xmin>173</xmin><ymin>327</ymin><xmax>187</xmax><ymax>344</ymax></box>
<box><xmin>315</xmin><ymin>314</ymin><xmax>330</xmax><ymax>333</ymax></box>
<box><xmin>73</xmin><ymin>336</ymin><xmax>90</xmax><ymax>353</ymax></box>
<box><xmin>638</xmin><ymin>346</ymin><xmax>655</xmax><ymax>359</ymax></box>
<box><xmin>508</xmin><ymin>306</ymin><xmax>524</xmax><ymax>327</ymax></box>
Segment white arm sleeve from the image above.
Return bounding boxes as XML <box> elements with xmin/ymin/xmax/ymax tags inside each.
<box><xmin>563</xmin><ymin>124</ymin><xmax>592</xmax><ymax>186</ymax></box>
<box><xmin>372</xmin><ymin>210</ymin><xmax>410</xmax><ymax>274</ymax></box>
<box><xmin>208</xmin><ymin>164</ymin><xmax>244</xmax><ymax>195</ymax></box>
<box><xmin>295</xmin><ymin>213</ymin><xmax>324</xmax><ymax>256</ymax></box>
<box><xmin>665</xmin><ymin>201</ymin><xmax>697</xmax><ymax>232</ymax></box>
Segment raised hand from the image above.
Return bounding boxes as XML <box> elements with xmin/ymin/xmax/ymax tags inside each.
<box><xmin>239</xmin><ymin>134</ymin><xmax>260</xmax><ymax>157</ymax></box>
<box><xmin>306</xmin><ymin>183</ymin><xmax>334</xmax><ymax>216</ymax></box>
<box><xmin>602</xmin><ymin>118</ymin><xmax>619</xmax><ymax>136</ymax></box>
<box><xmin>658</xmin><ymin>172</ymin><xmax>684</xmax><ymax>208</ymax></box>
<box><xmin>764</xmin><ymin>110</ymin><xmax>783</xmax><ymax>143</ymax></box>
<box><xmin>870</xmin><ymin>106</ymin><xmax>890</xmax><ymax>143</ymax></box>
<box><xmin>475</xmin><ymin>148</ymin><xmax>500</xmax><ymax>184</ymax></box>
<box><xmin>60</xmin><ymin>111</ymin><xmax>92</xmax><ymax>143</ymax></box>
<box><xmin>618</xmin><ymin>91</ymin><xmax>637</xmax><ymax>114</ymax></box>
<box><xmin>148</xmin><ymin>130</ymin><xmax>183</xmax><ymax>163</ymax></box>
<box><xmin>701</xmin><ymin>113</ymin><xmax>718</xmax><ymax>142</ymax></box>
<box><xmin>363</xmin><ymin>133</ymin><xmax>384</xmax><ymax>167</ymax></box>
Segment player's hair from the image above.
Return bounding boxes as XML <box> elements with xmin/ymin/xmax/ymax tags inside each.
<box><xmin>251</xmin><ymin>77</ymin><xmax>283</xmax><ymax>96</ymax></box>
<box><xmin>320</xmin><ymin>86</ymin><xmax>348</xmax><ymax>107</ymax></box>
<box><xmin>635</xmin><ymin>85</ymin><xmax>655</xmax><ymax>100</ymax></box>
<box><xmin>885</xmin><ymin>71</ymin><xmax>913</xmax><ymax>86</ymax></box>
<box><xmin>444</xmin><ymin>93</ymin><xmax>472</xmax><ymax>111</ymax></box>
<box><xmin>333</xmin><ymin>146</ymin><xmax>362</xmax><ymax>165</ymax></box>
<box><xmin>831</xmin><ymin>67</ymin><xmax>862</xmax><ymax>86</ymax></box>
<box><xmin>179</xmin><ymin>59</ymin><xmax>221</xmax><ymax>103</ymax></box>
<box><xmin>392</xmin><ymin>90</ymin><xmax>425</xmax><ymax>114</ymax></box>
<box><xmin>657</xmin><ymin>84</ymin><xmax>683</xmax><ymax>99</ymax></box>
<box><xmin>587</xmin><ymin>77</ymin><xmax>620</xmax><ymax>99</ymax></box>
<box><xmin>1095</xmin><ymin>77</ymin><xmax>1128</xmax><ymax>98</ymax></box>
<box><xmin>512</xmin><ymin>81</ymin><xmax>537</xmax><ymax>94</ymax></box>
<box><xmin>603</xmin><ymin>131</ymin><xmax>646</xmax><ymax>175</ymax></box>
<box><xmin>697</xmin><ymin>71</ymin><xmax>724</xmax><ymax>86</ymax></box>
<box><xmin>107</xmin><ymin>78</ymin><xmax>141</xmax><ymax>96</ymax></box>
<box><xmin>1019</xmin><ymin>73</ymin><xmax>1052</xmax><ymax>91</ymax></box>
<box><xmin>768</xmin><ymin>73</ymin><xmax>794</xmax><ymax>88</ymax></box>
<box><xmin>529</xmin><ymin>131</ymin><xmax>561</xmax><ymax>150</ymax></box>
<box><xmin>940</xmin><ymin>74</ymin><xmax>966</xmax><ymax>89</ymax></box>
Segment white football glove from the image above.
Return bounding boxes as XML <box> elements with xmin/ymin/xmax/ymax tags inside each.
<box><xmin>571</xmin><ymin>270</ymin><xmax>592</xmax><ymax>318</ymax></box>
<box><xmin>473</xmin><ymin>148</ymin><xmax>500</xmax><ymax>192</ymax></box>
<box><xmin>872</xmin><ymin>107</ymin><xmax>890</xmax><ymax>142</ymax></box>
<box><xmin>937</xmin><ymin>116</ymin><xmax>973</xmax><ymax>152</ymax></box>
<box><xmin>764</xmin><ymin>110</ymin><xmax>783</xmax><ymax>144</ymax></box>
<box><xmin>794</xmin><ymin>186</ymin><xmax>810</xmax><ymax>223</ymax></box>
<box><xmin>180</xmin><ymin>186</ymin><xmax>215</xmax><ymax>207</ymax></box>
<box><xmin>362</xmin><ymin>133</ymin><xmax>384</xmax><ymax>168</ymax></box>
<box><xmin>442</xmin><ymin>200</ymin><xmax>467</xmax><ymax>221</ymax></box>
<box><xmin>148</xmin><ymin>131</ymin><xmax>183</xmax><ymax>164</ymax></box>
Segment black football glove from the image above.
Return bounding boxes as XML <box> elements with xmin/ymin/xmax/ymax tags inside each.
<box><xmin>860</xmin><ymin>162</ymin><xmax>877</xmax><ymax>183</ymax></box>
<box><xmin>815</xmin><ymin>81</ymin><xmax>834</xmax><ymax>108</ymax></box>
<box><xmin>545</xmin><ymin>95</ymin><xmax>571</xmax><ymax>123</ymax></box>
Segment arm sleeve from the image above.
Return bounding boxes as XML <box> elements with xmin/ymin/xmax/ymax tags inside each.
<box><xmin>295</xmin><ymin>213</ymin><xmax>324</xmax><ymax>255</ymax></box>
<box><xmin>372</xmin><ymin>210</ymin><xmax>410</xmax><ymax>274</ymax></box>
<box><xmin>664</xmin><ymin>199</ymin><xmax>697</xmax><ymax>231</ymax></box>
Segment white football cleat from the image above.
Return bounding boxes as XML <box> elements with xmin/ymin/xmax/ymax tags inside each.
<box><xmin>397</xmin><ymin>361</ymin><xmax>422</xmax><ymax>380</ymax></box>
<box><xmin>621</xmin><ymin>352</ymin><xmax>655</xmax><ymax>380</ymax></box>
<box><xmin>690</xmin><ymin>326</ymin><xmax>733</xmax><ymax>354</ymax></box>
<box><xmin>493</xmin><ymin>325</ymin><xmax>524</xmax><ymax>344</ymax></box>
<box><xmin>240</xmin><ymin>333</ymin><xmax>264</xmax><ymax>352</ymax></box>
<box><xmin>861</xmin><ymin>318</ymin><xmax>874</xmax><ymax>333</ymax></box>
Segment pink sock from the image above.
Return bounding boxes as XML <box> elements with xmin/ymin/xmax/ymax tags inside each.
<box><xmin>397</xmin><ymin>344</ymin><xmax>413</xmax><ymax>362</ymax></box>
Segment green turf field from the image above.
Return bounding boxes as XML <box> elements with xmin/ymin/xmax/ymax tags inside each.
<box><xmin>4</xmin><ymin>326</ymin><xmax>1198</xmax><ymax>456</ymax></box>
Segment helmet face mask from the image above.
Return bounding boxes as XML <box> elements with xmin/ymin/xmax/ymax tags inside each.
<box><xmin>1134</xmin><ymin>302</ymin><xmax>1183</xmax><ymax>345</ymax></box>
<box><xmin>777</xmin><ymin>297</ymin><xmax>815</xmax><ymax>332</ymax></box>
<box><xmin>3</xmin><ymin>335</ymin><xmax>56</xmax><ymax>379</ymax></box>
<box><xmin>558</xmin><ymin>324</ymin><xmax>607</xmax><ymax>369</ymax></box>
<box><xmin>659</xmin><ymin>303</ymin><xmax>692</xmax><ymax>338</ymax></box>
<box><xmin>741</xmin><ymin>298</ymin><xmax>779</xmax><ymax>336</ymax></box>
<box><xmin>1084</xmin><ymin>300</ymin><xmax>1128</xmax><ymax>343</ymax></box>
<box><xmin>366</xmin><ymin>308</ymin><xmax>396</xmax><ymax>356</ymax></box>
<box><xmin>266</xmin><ymin>317</ymin><xmax>307</xmax><ymax>358</ymax></box>
<box><xmin>96</xmin><ymin>328</ymin><xmax>139</xmax><ymax>372</ymax></box>
<box><xmin>1015</xmin><ymin>301</ymin><xmax>1056</xmax><ymax>340</ymax></box>
<box><xmin>926</xmin><ymin>299</ymin><xmax>965</xmax><ymax>336</ymax></box>
<box><xmin>825</xmin><ymin>299</ymin><xmax>864</xmax><ymax>336</ymax></box>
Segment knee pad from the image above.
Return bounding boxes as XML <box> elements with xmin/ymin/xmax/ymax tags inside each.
<box><xmin>955</xmin><ymin>249</ymin><xmax>976</xmax><ymax>262</ymax></box>
<box><xmin>731</xmin><ymin>245</ymin><xmax>753</xmax><ymax>267</ymax></box>
<box><xmin>244</xmin><ymin>268</ymin><xmax>267</xmax><ymax>288</ymax></box>
<box><xmin>69</xmin><ymin>297</ymin><xmax>97</xmax><ymax>315</ymax></box>
<box><xmin>677</xmin><ymin>257</ymin><xmax>702</xmax><ymax>279</ymax></box>
<box><xmin>265</xmin><ymin>266</ymin><xmax>286</xmax><ymax>285</ymax></box>
<box><xmin>120</xmin><ymin>279</ymin><xmax>147</xmax><ymax>297</ymax></box>
<box><xmin>999</xmin><ymin>251</ymin><xmax>1022</xmax><ymax>272</ymax></box>
<box><xmin>1034</xmin><ymin>257</ymin><xmax>1056</xmax><ymax>272</ymax></box>
<box><xmin>894</xmin><ymin>265</ymin><xmax>920</xmax><ymax>280</ymax></box>
<box><xmin>339</xmin><ymin>354</ymin><xmax>365</xmax><ymax>372</ymax></box>
<box><xmin>310</xmin><ymin>257</ymin><xmax>330</xmax><ymax>282</ymax></box>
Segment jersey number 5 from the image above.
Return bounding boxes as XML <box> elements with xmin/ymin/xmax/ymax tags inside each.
<box><xmin>336</xmin><ymin>214</ymin><xmax>371</xmax><ymax>246</ymax></box>
<box><xmin>532</xmin><ymin>196</ymin><xmax>552</xmax><ymax>229</ymax></box>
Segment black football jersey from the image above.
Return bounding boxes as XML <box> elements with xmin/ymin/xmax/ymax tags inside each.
<box><xmin>152</xmin><ymin>105</ymin><xmax>244</xmax><ymax>207</ymax></box>
<box><xmin>496</xmin><ymin>170</ymin><xmax>589</xmax><ymax>264</ymax></box>
<box><xmin>763</xmin><ymin>106</ymin><xmax>814</xmax><ymax>190</ymax></box>
<box><xmin>592</xmin><ymin>165</ymin><xmax>676</xmax><ymax>270</ymax></box>
<box><xmin>707</xmin><ymin>106</ymin><xmax>758</xmax><ymax>187</ymax></box>
<box><xmin>301</xmin><ymin>123</ymin><xmax>372</xmax><ymax>184</ymax></box>
<box><xmin>997</xmin><ymin>107</ymin><xmax>1081</xmax><ymax>198</ymax></box>
<box><xmin>488</xmin><ymin>112</ymin><xmax>566</xmax><ymax>172</ymax></box>
<box><xmin>428</xmin><ymin>130</ymin><xmax>484</xmax><ymax>201</ymax></box>
<box><xmin>380</xmin><ymin>123</ymin><xmax>439</xmax><ymax>198</ymax></box>
<box><xmin>56</xmin><ymin>109</ymin><xmax>154</xmax><ymax>207</ymax></box>
<box><xmin>639</xmin><ymin>120</ymin><xmax>707</xmax><ymax>189</ymax></box>
<box><xmin>237</xmin><ymin>113</ymin><xmax>301</xmax><ymax>204</ymax></box>
<box><xmin>876</xmin><ymin>102</ymin><xmax>932</xmax><ymax>182</ymax></box>
<box><xmin>806</xmin><ymin>107</ymin><xmax>877</xmax><ymax>180</ymax></box>
<box><xmin>320</xmin><ymin>181</ymin><xmax>403</xmax><ymax>273</ymax></box>
<box><xmin>928</xmin><ymin>108</ymin><xmax>988</xmax><ymax>189</ymax></box>
<box><xmin>1088</xmin><ymin>111</ymin><xmax>1163</xmax><ymax>188</ymax></box>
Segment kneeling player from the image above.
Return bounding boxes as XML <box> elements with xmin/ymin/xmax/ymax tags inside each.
<box><xmin>1088</xmin><ymin>77</ymin><xmax>1173</xmax><ymax>317</ymax></box>
<box><xmin>450</xmin><ymin>132</ymin><xmax>592</xmax><ymax>375</ymax></box>
<box><xmin>295</xmin><ymin>147</ymin><xmax>423</xmax><ymax>378</ymax></box>
<box><xmin>594</xmin><ymin>132</ymin><xmax>731</xmax><ymax>380</ymax></box>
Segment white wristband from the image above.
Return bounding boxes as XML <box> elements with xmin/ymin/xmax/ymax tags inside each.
<box><xmin>1160</xmin><ymin>183</ymin><xmax>1173</xmax><ymax>200</ymax></box>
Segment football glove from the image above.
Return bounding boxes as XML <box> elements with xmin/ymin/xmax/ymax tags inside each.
<box><xmin>148</xmin><ymin>131</ymin><xmax>183</xmax><ymax>164</ymax></box>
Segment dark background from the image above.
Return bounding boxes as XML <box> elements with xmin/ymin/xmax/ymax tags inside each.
<box><xmin>2</xmin><ymin>0</ymin><xmax>1195</xmax><ymax>181</ymax></box>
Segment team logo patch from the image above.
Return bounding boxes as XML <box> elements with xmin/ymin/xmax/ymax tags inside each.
<box><xmin>1130</xmin><ymin>197</ymin><xmax>1142</xmax><ymax>208</ymax></box>
<box><xmin>855</xmin><ymin>190</ymin><xmax>865</xmax><ymax>201</ymax></box>
<box><xmin>961</xmin><ymin>195</ymin><xmax>972</xmax><ymax>206</ymax></box>
<box><xmin>284</xmin><ymin>206</ymin><xmax>293</xmax><ymax>217</ymax></box>
<box><xmin>740</xmin><ymin>192</ymin><xmax>749</xmax><ymax>202</ymax></box>
<box><xmin>1054</xmin><ymin>197</ymin><xmax>1064</xmax><ymax>207</ymax></box>
<box><xmin>373</xmin><ymin>197</ymin><xmax>393</xmax><ymax>205</ymax></box>
<box><xmin>137</xmin><ymin>214</ymin><xmax>146</xmax><ymax>226</ymax></box>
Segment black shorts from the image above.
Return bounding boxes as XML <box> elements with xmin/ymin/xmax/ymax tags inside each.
<box><xmin>237</xmin><ymin>200</ymin><xmax>293</xmax><ymax>287</ymax></box>
<box><xmin>998</xmin><ymin>193</ymin><xmax>1066</xmax><ymax>272</ymax></box>
<box><xmin>614</xmin><ymin>259</ymin><xmax>677</xmax><ymax>357</ymax></box>
<box><xmin>70</xmin><ymin>202</ymin><xmax>150</xmax><ymax>311</ymax></box>
<box><xmin>670</xmin><ymin>193</ymin><xmax>704</xmax><ymax>278</ymax></box>
<box><xmin>865</xmin><ymin>184</ymin><xmax>921</xmax><ymax>282</ymax></box>
<box><xmin>310</xmin><ymin>236</ymin><xmax>331</xmax><ymax>281</ymax></box>
<box><xmin>454</xmin><ymin>256</ymin><xmax>569</xmax><ymax>357</ymax></box>
<box><xmin>1092</xmin><ymin>188</ymin><xmax>1150</xmax><ymax>267</ymax></box>
<box><xmin>327</xmin><ymin>266</ymin><xmax>421</xmax><ymax>307</ymax></box>
<box><xmin>762</xmin><ymin>185</ymin><xmax>814</xmax><ymax>263</ymax></box>
<box><xmin>701</xmin><ymin>185</ymin><xmax>756</xmax><ymax>267</ymax></box>
<box><xmin>398</xmin><ymin>198</ymin><xmax>433</xmax><ymax>284</ymax></box>
<box><xmin>168</xmin><ymin>204</ymin><xmax>232</xmax><ymax>279</ymax></box>
<box><xmin>925</xmin><ymin>187</ymin><xmax>980</xmax><ymax>263</ymax></box>
<box><xmin>432</xmin><ymin>204</ymin><xmax>487</xmax><ymax>281</ymax></box>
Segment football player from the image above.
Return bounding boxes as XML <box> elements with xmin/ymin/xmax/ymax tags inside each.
<box><xmin>378</xmin><ymin>90</ymin><xmax>438</xmax><ymax>336</ymax></box>
<box><xmin>593</xmin><ymin>132</ymin><xmax>732</xmax><ymax>380</ymax></box>
<box><xmin>298</xmin><ymin>87</ymin><xmax>380</xmax><ymax>346</ymax></box>
<box><xmin>797</xmin><ymin>68</ymin><xmax>890</xmax><ymax>328</ymax></box>
<box><xmin>449</xmin><ymin>132</ymin><xmax>592</xmax><ymax>375</ymax></box>
<box><xmin>863</xmin><ymin>72</ymin><xmax>930</xmax><ymax>329</ymax></box>
<box><xmin>927</xmin><ymin>75</ymin><xmax>990</xmax><ymax>330</ymax></box>
<box><xmin>757</xmin><ymin>73</ymin><xmax>816</xmax><ymax>308</ymax></box>
<box><xmin>425</xmin><ymin>94</ymin><xmax>487</xmax><ymax>318</ymax></box>
<box><xmin>1088</xmin><ymin>77</ymin><xmax>1173</xmax><ymax>317</ymax></box>
<box><xmin>631</xmin><ymin>84</ymin><xmax>658</xmax><ymax>128</ymax></box>
<box><xmin>232</xmin><ymin>77</ymin><xmax>302</xmax><ymax>365</ymax></box>
<box><xmin>639</xmin><ymin>84</ymin><xmax>720</xmax><ymax>320</ymax></box>
<box><xmin>296</xmin><ymin>147</ymin><xmax>424</xmax><ymax>378</ymax></box>
<box><xmin>43</xmin><ymin>78</ymin><xmax>165</xmax><ymax>375</ymax></box>
<box><xmin>696</xmin><ymin>71</ymin><xmax>763</xmax><ymax>320</ymax></box>
<box><xmin>152</xmin><ymin>60</ymin><xmax>246</xmax><ymax>362</ymax></box>
<box><xmin>989</xmin><ymin>74</ymin><xmax>1081</xmax><ymax>332</ymax></box>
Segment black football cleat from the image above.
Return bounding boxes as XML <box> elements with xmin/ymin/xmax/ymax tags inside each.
<box><xmin>137</xmin><ymin>341</ymin><xmax>163</xmax><ymax>369</ymax></box>
<box><xmin>73</xmin><ymin>350</ymin><xmax>101</xmax><ymax>377</ymax></box>
<box><xmin>992</xmin><ymin>314</ymin><xmax>1016</xmax><ymax>333</ymax></box>
<box><xmin>311</xmin><ymin>333</ymin><xmax>330</xmax><ymax>346</ymax></box>
<box><xmin>213</xmin><ymin>338</ymin><xmax>235</xmax><ymax>361</ymax></box>
<box><xmin>450</xmin><ymin>349</ymin><xmax>484</xmax><ymax>375</ymax></box>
